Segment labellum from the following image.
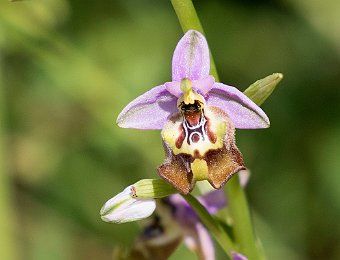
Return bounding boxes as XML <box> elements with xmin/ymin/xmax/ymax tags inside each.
<box><xmin>158</xmin><ymin>79</ymin><xmax>245</xmax><ymax>194</ymax></box>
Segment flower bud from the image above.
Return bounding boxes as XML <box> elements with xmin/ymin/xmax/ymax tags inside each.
<box><xmin>100</xmin><ymin>179</ymin><xmax>177</xmax><ymax>224</ymax></box>
<box><xmin>132</xmin><ymin>179</ymin><xmax>177</xmax><ymax>199</ymax></box>
<box><xmin>100</xmin><ymin>185</ymin><xmax>156</xmax><ymax>224</ymax></box>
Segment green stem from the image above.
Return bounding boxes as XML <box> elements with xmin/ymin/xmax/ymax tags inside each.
<box><xmin>171</xmin><ymin>0</ymin><xmax>219</xmax><ymax>81</ymax></box>
<box><xmin>0</xmin><ymin>55</ymin><xmax>17</xmax><ymax>259</ymax></box>
<box><xmin>182</xmin><ymin>194</ymin><xmax>235</xmax><ymax>259</ymax></box>
<box><xmin>226</xmin><ymin>178</ymin><xmax>262</xmax><ymax>259</ymax></box>
<box><xmin>171</xmin><ymin>0</ymin><xmax>263</xmax><ymax>259</ymax></box>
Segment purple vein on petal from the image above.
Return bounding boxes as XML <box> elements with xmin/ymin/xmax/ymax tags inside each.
<box><xmin>172</xmin><ymin>30</ymin><xmax>210</xmax><ymax>82</ymax></box>
<box><xmin>207</xmin><ymin>83</ymin><xmax>270</xmax><ymax>129</ymax></box>
<box><xmin>116</xmin><ymin>85</ymin><xmax>178</xmax><ymax>130</ymax></box>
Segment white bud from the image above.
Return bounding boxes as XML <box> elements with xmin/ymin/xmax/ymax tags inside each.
<box><xmin>100</xmin><ymin>185</ymin><xmax>156</xmax><ymax>224</ymax></box>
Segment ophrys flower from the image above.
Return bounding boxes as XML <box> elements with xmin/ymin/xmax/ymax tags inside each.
<box><xmin>117</xmin><ymin>30</ymin><xmax>269</xmax><ymax>194</ymax></box>
<box><xmin>128</xmin><ymin>190</ymin><xmax>227</xmax><ymax>260</ymax></box>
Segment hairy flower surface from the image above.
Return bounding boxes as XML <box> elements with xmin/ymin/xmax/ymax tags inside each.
<box><xmin>117</xmin><ymin>30</ymin><xmax>269</xmax><ymax>194</ymax></box>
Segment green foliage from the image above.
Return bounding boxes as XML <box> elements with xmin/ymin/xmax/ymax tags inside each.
<box><xmin>1</xmin><ymin>0</ymin><xmax>340</xmax><ymax>259</ymax></box>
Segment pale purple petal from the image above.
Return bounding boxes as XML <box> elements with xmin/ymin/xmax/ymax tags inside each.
<box><xmin>232</xmin><ymin>251</ymin><xmax>248</xmax><ymax>260</ymax></box>
<box><xmin>116</xmin><ymin>85</ymin><xmax>178</xmax><ymax>129</ymax></box>
<box><xmin>169</xmin><ymin>195</ymin><xmax>197</xmax><ymax>224</ymax></box>
<box><xmin>207</xmin><ymin>83</ymin><xmax>270</xmax><ymax>129</ymax></box>
<box><xmin>165</xmin><ymin>75</ymin><xmax>215</xmax><ymax>98</ymax></box>
<box><xmin>193</xmin><ymin>75</ymin><xmax>215</xmax><ymax>95</ymax></box>
<box><xmin>184</xmin><ymin>222</ymin><xmax>215</xmax><ymax>260</ymax></box>
<box><xmin>198</xmin><ymin>190</ymin><xmax>226</xmax><ymax>214</ymax></box>
<box><xmin>172</xmin><ymin>30</ymin><xmax>210</xmax><ymax>81</ymax></box>
<box><xmin>169</xmin><ymin>191</ymin><xmax>226</xmax><ymax>223</ymax></box>
<box><xmin>165</xmin><ymin>81</ymin><xmax>182</xmax><ymax>97</ymax></box>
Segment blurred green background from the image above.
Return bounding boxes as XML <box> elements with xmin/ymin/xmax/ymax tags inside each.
<box><xmin>1</xmin><ymin>0</ymin><xmax>340</xmax><ymax>259</ymax></box>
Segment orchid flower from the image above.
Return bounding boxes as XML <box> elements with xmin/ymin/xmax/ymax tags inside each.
<box><xmin>100</xmin><ymin>177</ymin><xmax>252</xmax><ymax>258</ymax></box>
<box><xmin>168</xmin><ymin>190</ymin><xmax>226</xmax><ymax>259</ymax></box>
<box><xmin>117</xmin><ymin>30</ymin><xmax>269</xmax><ymax>194</ymax></box>
<box><xmin>128</xmin><ymin>190</ymin><xmax>228</xmax><ymax>260</ymax></box>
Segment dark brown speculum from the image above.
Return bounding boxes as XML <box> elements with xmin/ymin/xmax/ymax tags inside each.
<box><xmin>159</xmin><ymin>103</ymin><xmax>245</xmax><ymax>194</ymax></box>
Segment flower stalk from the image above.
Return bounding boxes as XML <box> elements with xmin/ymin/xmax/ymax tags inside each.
<box><xmin>230</xmin><ymin>74</ymin><xmax>282</xmax><ymax>259</ymax></box>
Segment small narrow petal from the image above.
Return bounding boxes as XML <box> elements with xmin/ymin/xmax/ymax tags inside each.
<box><xmin>231</xmin><ymin>251</ymin><xmax>248</xmax><ymax>260</ymax></box>
<box><xmin>116</xmin><ymin>85</ymin><xmax>178</xmax><ymax>129</ymax></box>
<box><xmin>184</xmin><ymin>222</ymin><xmax>215</xmax><ymax>260</ymax></box>
<box><xmin>169</xmin><ymin>194</ymin><xmax>197</xmax><ymax>222</ymax></box>
<box><xmin>165</xmin><ymin>81</ymin><xmax>182</xmax><ymax>97</ymax></box>
<box><xmin>100</xmin><ymin>186</ymin><xmax>156</xmax><ymax>223</ymax></box>
<box><xmin>192</xmin><ymin>75</ymin><xmax>215</xmax><ymax>95</ymax></box>
<box><xmin>207</xmin><ymin>83</ymin><xmax>270</xmax><ymax>129</ymax></box>
<box><xmin>198</xmin><ymin>190</ymin><xmax>226</xmax><ymax>214</ymax></box>
<box><xmin>165</xmin><ymin>76</ymin><xmax>215</xmax><ymax>98</ymax></box>
<box><xmin>169</xmin><ymin>190</ymin><xmax>226</xmax><ymax>222</ymax></box>
<box><xmin>172</xmin><ymin>30</ymin><xmax>210</xmax><ymax>81</ymax></box>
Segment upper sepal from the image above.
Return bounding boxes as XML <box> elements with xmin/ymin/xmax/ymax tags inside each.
<box><xmin>172</xmin><ymin>30</ymin><xmax>210</xmax><ymax>82</ymax></box>
<box><xmin>116</xmin><ymin>85</ymin><xmax>178</xmax><ymax>130</ymax></box>
<box><xmin>207</xmin><ymin>83</ymin><xmax>270</xmax><ymax>129</ymax></box>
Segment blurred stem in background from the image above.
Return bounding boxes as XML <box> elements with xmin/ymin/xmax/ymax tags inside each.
<box><xmin>171</xmin><ymin>0</ymin><xmax>219</xmax><ymax>82</ymax></box>
<box><xmin>171</xmin><ymin>0</ymin><xmax>263</xmax><ymax>259</ymax></box>
<box><xmin>0</xmin><ymin>55</ymin><xmax>18</xmax><ymax>260</ymax></box>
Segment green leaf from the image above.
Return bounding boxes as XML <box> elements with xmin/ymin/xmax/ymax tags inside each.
<box><xmin>244</xmin><ymin>73</ymin><xmax>283</xmax><ymax>106</ymax></box>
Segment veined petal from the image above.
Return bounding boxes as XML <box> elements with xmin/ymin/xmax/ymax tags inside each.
<box><xmin>116</xmin><ymin>85</ymin><xmax>178</xmax><ymax>130</ymax></box>
<box><xmin>100</xmin><ymin>186</ymin><xmax>156</xmax><ymax>223</ymax></box>
<box><xmin>207</xmin><ymin>83</ymin><xmax>270</xmax><ymax>129</ymax></box>
<box><xmin>172</xmin><ymin>30</ymin><xmax>210</xmax><ymax>81</ymax></box>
